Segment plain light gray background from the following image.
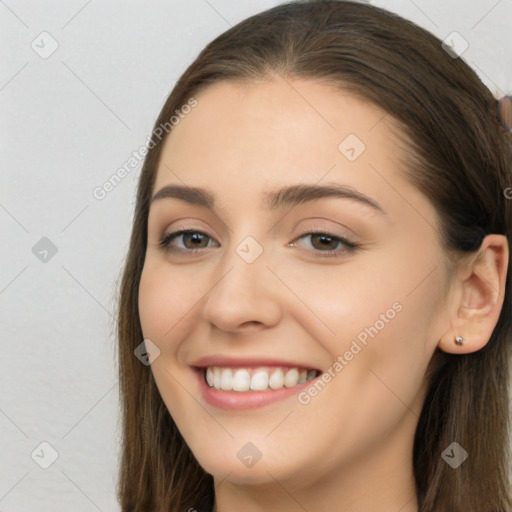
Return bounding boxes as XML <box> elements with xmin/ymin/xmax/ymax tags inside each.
<box><xmin>1</xmin><ymin>0</ymin><xmax>511</xmax><ymax>510</ymax></box>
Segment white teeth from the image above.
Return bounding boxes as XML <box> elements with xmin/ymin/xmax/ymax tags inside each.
<box><xmin>220</xmin><ymin>368</ymin><xmax>233</xmax><ymax>390</ymax></box>
<box><xmin>284</xmin><ymin>368</ymin><xmax>299</xmax><ymax>387</ymax></box>
<box><xmin>206</xmin><ymin>367</ymin><xmax>214</xmax><ymax>387</ymax></box>
<box><xmin>250</xmin><ymin>370</ymin><xmax>269</xmax><ymax>391</ymax></box>
<box><xmin>269</xmin><ymin>368</ymin><xmax>284</xmax><ymax>389</ymax></box>
<box><xmin>213</xmin><ymin>367</ymin><xmax>221</xmax><ymax>389</ymax></box>
<box><xmin>204</xmin><ymin>366</ymin><xmax>319</xmax><ymax>392</ymax></box>
<box><xmin>232</xmin><ymin>369</ymin><xmax>251</xmax><ymax>391</ymax></box>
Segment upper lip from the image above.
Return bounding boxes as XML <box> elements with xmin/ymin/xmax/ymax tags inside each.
<box><xmin>190</xmin><ymin>355</ymin><xmax>321</xmax><ymax>372</ymax></box>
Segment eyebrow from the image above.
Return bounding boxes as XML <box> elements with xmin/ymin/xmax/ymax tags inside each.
<box><xmin>150</xmin><ymin>183</ymin><xmax>386</xmax><ymax>215</ymax></box>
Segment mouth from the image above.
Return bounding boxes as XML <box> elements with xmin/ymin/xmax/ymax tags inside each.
<box><xmin>196</xmin><ymin>365</ymin><xmax>322</xmax><ymax>392</ymax></box>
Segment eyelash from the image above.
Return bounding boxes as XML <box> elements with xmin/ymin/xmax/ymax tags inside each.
<box><xmin>158</xmin><ymin>228</ymin><xmax>360</xmax><ymax>258</ymax></box>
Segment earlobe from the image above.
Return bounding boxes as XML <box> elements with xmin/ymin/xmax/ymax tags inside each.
<box><xmin>438</xmin><ymin>234</ymin><xmax>509</xmax><ymax>355</ymax></box>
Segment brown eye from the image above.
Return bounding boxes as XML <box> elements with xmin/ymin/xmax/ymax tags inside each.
<box><xmin>181</xmin><ymin>232</ymin><xmax>210</xmax><ymax>249</ymax></box>
<box><xmin>290</xmin><ymin>230</ymin><xmax>360</xmax><ymax>258</ymax></box>
<box><xmin>159</xmin><ymin>230</ymin><xmax>217</xmax><ymax>252</ymax></box>
<box><xmin>309</xmin><ymin>233</ymin><xmax>340</xmax><ymax>251</ymax></box>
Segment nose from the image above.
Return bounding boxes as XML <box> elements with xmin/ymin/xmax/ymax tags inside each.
<box><xmin>200</xmin><ymin>243</ymin><xmax>283</xmax><ymax>332</ymax></box>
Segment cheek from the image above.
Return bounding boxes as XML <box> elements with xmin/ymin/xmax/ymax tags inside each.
<box><xmin>138</xmin><ymin>262</ymin><xmax>200</xmax><ymax>411</ymax></box>
<box><xmin>138</xmin><ymin>261</ymin><xmax>198</xmax><ymax>342</ymax></box>
<box><xmin>333</xmin><ymin>270</ymin><xmax>443</xmax><ymax>412</ymax></box>
<box><xmin>306</xmin><ymin>246</ymin><xmax>442</xmax><ymax>379</ymax></box>
<box><xmin>277</xmin><ymin>254</ymin><xmax>407</xmax><ymax>349</ymax></box>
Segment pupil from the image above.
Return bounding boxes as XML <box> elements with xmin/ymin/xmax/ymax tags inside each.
<box><xmin>186</xmin><ymin>233</ymin><xmax>206</xmax><ymax>248</ymax></box>
<box><xmin>314</xmin><ymin>234</ymin><xmax>335</xmax><ymax>250</ymax></box>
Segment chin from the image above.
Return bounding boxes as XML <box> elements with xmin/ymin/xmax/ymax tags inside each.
<box><xmin>194</xmin><ymin>450</ymin><xmax>298</xmax><ymax>486</ymax></box>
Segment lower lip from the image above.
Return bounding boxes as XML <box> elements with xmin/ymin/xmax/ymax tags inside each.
<box><xmin>194</xmin><ymin>368</ymin><xmax>320</xmax><ymax>410</ymax></box>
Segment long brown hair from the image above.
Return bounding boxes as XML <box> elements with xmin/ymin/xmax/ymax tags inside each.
<box><xmin>115</xmin><ymin>1</ymin><xmax>512</xmax><ymax>510</ymax></box>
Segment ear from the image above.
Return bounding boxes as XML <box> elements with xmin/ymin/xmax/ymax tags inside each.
<box><xmin>438</xmin><ymin>234</ymin><xmax>509</xmax><ymax>354</ymax></box>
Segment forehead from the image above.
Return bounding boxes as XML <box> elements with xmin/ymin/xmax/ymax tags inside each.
<box><xmin>155</xmin><ymin>78</ymin><xmax>400</xmax><ymax>183</ymax></box>
<box><xmin>151</xmin><ymin>78</ymin><xmax>437</xmax><ymax>232</ymax></box>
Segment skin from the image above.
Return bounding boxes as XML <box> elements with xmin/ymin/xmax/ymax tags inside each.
<box><xmin>138</xmin><ymin>77</ymin><xmax>509</xmax><ymax>512</ymax></box>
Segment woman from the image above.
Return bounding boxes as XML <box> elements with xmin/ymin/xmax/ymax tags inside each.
<box><xmin>115</xmin><ymin>1</ymin><xmax>512</xmax><ymax>510</ymax></box>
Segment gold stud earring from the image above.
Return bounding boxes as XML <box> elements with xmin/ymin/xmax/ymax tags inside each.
<box><xmin>455</xmin><ymin>336</ymin><xmax>463</xmax><ymax>345</ymax></box>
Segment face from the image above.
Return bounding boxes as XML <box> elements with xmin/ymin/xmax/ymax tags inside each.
<box><xmin>138</xmin><ymin>77</ymin><xmax>453</xmax><ymax>488</ymax></box>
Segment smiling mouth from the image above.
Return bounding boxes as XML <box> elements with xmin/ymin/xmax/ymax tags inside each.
<box><xmin>200</xmin><ymin>366</ymin><xmax>322</xmax><ymax>392</ymax></box>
